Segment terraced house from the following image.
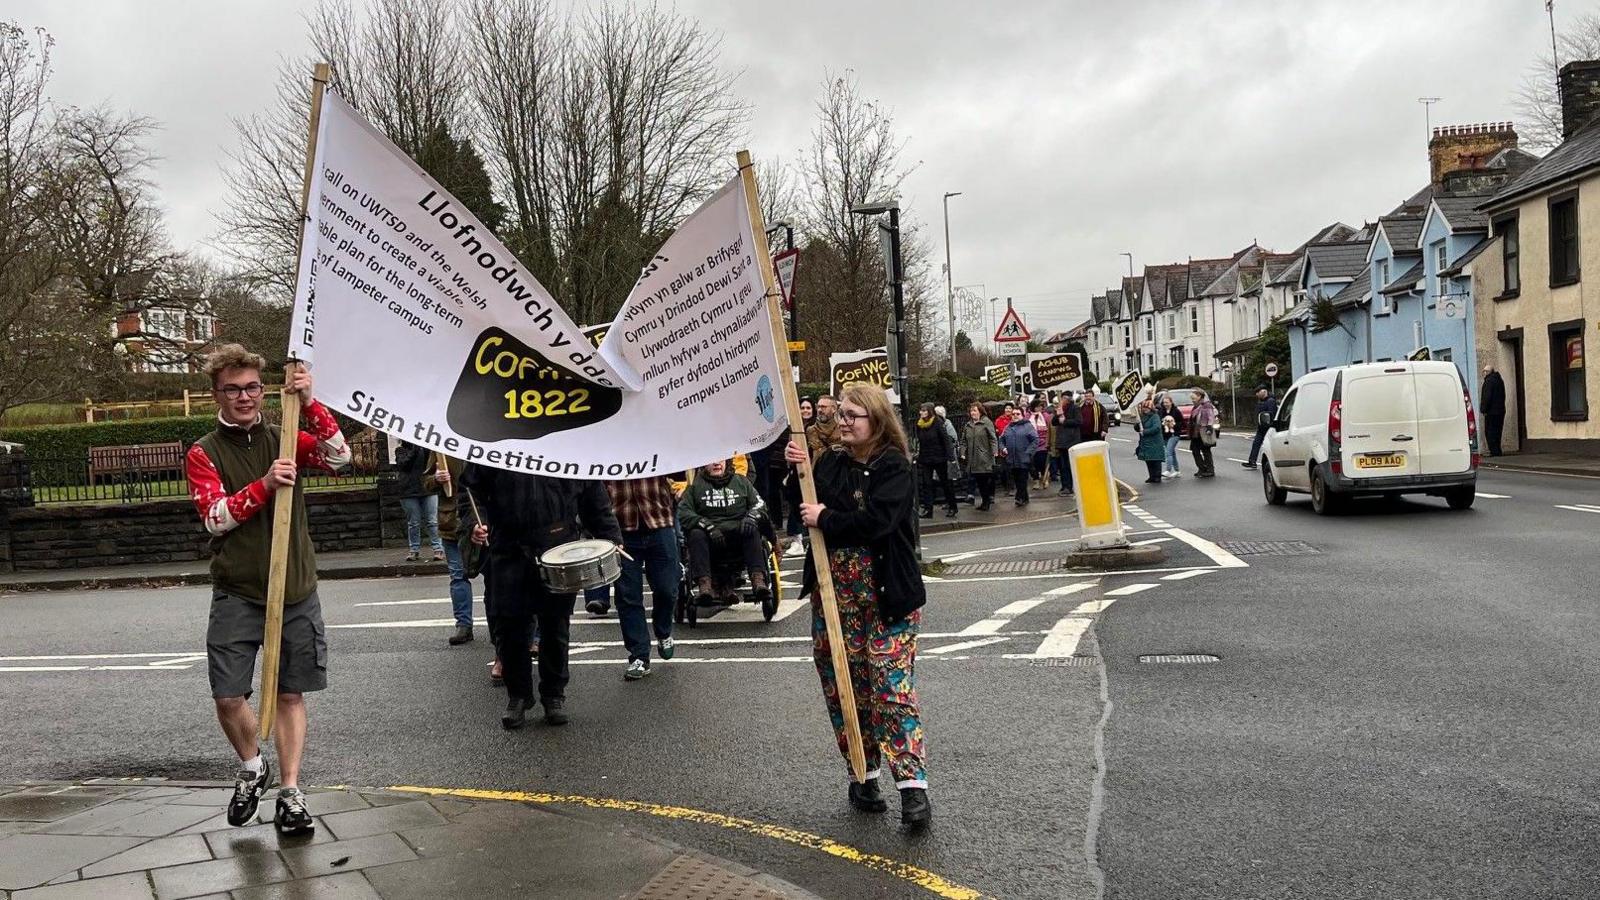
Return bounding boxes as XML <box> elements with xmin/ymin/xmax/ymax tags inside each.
<box><xmin>1473</xmin><ymin>60</ymin><xmax>1600</xmax><ymax>453</ymax></box>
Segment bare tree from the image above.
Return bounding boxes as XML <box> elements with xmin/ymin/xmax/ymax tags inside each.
<box><xmin>1512</xmin><ymin>11</ymin><xmax>1600</xmax><ymax>150</ymax></box>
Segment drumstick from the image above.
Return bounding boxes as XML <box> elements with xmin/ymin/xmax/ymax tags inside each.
<box><xmin>616</xmin><ymin>546</ymin><xmax>634</xmax><ymax>562</ymax></box>
<box><xmin>464</xmin><ymin>488</ymin><xmax>487</xmax><ymax>546</ymax></box>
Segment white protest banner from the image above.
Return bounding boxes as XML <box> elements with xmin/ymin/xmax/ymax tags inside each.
<box><xmin>829</xmin><ymin>348</ymin><xmax>898</xmax><ymax>404</ymax></box>
<box><xmin>289</xmin><ymin>91</ymin><xmax>786</xmax><ymax>478</ymax></box>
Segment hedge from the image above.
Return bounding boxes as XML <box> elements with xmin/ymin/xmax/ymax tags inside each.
<box><xmin>1</xmin><ymin>415</ymin><xmax>221</xmax><ymax>461</ymax></box>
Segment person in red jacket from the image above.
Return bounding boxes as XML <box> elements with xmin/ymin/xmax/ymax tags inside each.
<box><xmin>184</xmin><ymin>344</ymin><xmax>349</xmax><ymax>837</ymax></box>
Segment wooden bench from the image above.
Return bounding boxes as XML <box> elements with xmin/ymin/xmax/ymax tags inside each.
<box><xmin>87</xmin><ymin>441</ymin><xmax>186</xmax><ymax>486</ymax></box>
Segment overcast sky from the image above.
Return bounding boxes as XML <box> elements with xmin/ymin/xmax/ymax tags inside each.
<box><xmin>12</xmin><ymin>0</ymin><xmax>1584</xmax><ymax>340</ymax></box>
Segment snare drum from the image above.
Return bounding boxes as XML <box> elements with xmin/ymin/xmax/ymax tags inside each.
<box><xmin>538</xmin><ymin>539</ymin><xmax>621</xmax><ymax>593</ymax></box>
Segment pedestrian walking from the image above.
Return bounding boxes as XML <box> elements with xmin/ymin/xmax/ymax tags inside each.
<box><xmin>605</xmin><ymin>477</ymin><xmax>682</xmax><ymax>681</ymax></box>
<box><xmin>424</xmin><ymin>455</ymin><xmax>474</xmax><ymax>645</ymax></box>
<box><xmin>461</xmin><ymin>465</ymin><xmax>623</xmax><ymax>729</ymax></box>
<box><xmin>1028</xmin><ymin>401</ymin><xmax>1051</xmax><ymax>489</ymax></box>
<box><xmin>1158</xmin><ymin>393</ymin><xmax>1185</xmax><ymax>478</ymax></box>
<box><xmin>184</xmin><ymin>344</ymin><xmax>351</xmax><ymax>836</ymax></box>
<box><xmin>1053</xmin><ymin>392</ymin><xmax>1082</xmax><ymax>495</ymax></box>
<box><xmin>914</xmin><ymin>403</ymin><xmax>959</xmax><ymax>518</ymax></box>
<box><xmin>935</xmin><ymin>405</ymin><xmax>966</xmax><ymax>504</ymax></box>
<box><xmin>1188</xmin><ymin>389</ymin><xmax>1219</xmax><ymax>477</ymax></box>
<box><xmin>960</xmin><ymin>402</ymin><xmax>997</xmax><ymax>511</ymax></box>
<box><xmin>395</xmin><ymin>441</ymin><xmax>444</xmax><ymax>562</ymax></box>
<box><xmin>1241</xmin><ymin>385</ymin><xmax>1278</xmax><ymax>469</ymax></box>
<box><xmin>1134</xmin><ymin>398</ymin><xmax>1166</xmax><ymax>484</ymax></box>
<box><xmin>999</xmin><ymin>410</ymin><xmax>1039</xmax><ymax>506</ymax></box>
<box><xmin>784</xmin><ymin>382</ymin><xmax>932</xmax><ymax>826</ymax></box>
<box><xmin>1079</xmin><ymin>392</ymin><xmax>1108</xmax><ymax>442</ymax></box>
<box><xmin>1480</xmin><ymin>365</ymin><xmax>1506</xmax><ymax>457</ymax></box>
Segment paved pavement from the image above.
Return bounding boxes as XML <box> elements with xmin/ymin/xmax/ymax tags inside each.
<box><xmin>0</xmin><ymin>780</ymin><xmax>818</xmax><ymax>898</ymax></box>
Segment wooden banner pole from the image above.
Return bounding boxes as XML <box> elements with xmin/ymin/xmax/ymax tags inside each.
<box><xmin>259</xmin><ymin>62</ymin><xmax>332</xmax><ymax>742</ymax></box>
<box><xmin>433</xmin><ymin>451</ymin><xmax>453</xmax><ymax>497</ymax></box>
<box><xmin>736</xmin><ymin>150</ymin><xmax>868</xmax><ymax>783</ymax></box>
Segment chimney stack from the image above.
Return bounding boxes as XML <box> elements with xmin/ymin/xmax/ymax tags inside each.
<box><xmin>1559</xmin><ymin>59</ymin><xmax>1600</xmax><ymax>140</ymax></box>
<box><xmin>1427</xmin><ymin>122</ymin><xmax>1518</xmax><ymax>186</ymax></box>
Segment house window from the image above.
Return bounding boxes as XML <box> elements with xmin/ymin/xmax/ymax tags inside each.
<box><xmin>1143</xmin><ymin>318</ymin><xmax>1154</xmax><ymax>342</ymax></box>
<box><xmin>1375</xmin><ymin>259</ymin><xmax>1392</xmax><ymax>314</ymax></box>
<box><xmin>1433</xmin><ymin>241</ymin><xmax>1448</xmax><ymax>282</ymax></box>
<box><xmin>1188</xmin><ymin>306</ymin><xmax>1200</xmax><ymax>333</ymax></box>
<box><xmin>1165</xmin><ymin>314</ymin><xmax>1176</xmax><ymax>340</ymax></box>
<box><xmin>1550</xmin><ymin>320</ymin><xmax>1588</xmax><ymax>419</ymax></box>
<box><xmin>1169</xmin><ymin>347</ymin><xmax>1184</xmax><ymax>369</ymax></box>
<box><xmin>1550</xmin><ymin>192</ymin><xmax>1580</xmax><ymax>286</ymax></box>
<box><xmin>1191</xmin><ymin>348</ymin><xmax>1201</xmax><ymax>374</ymax></box>
<box><xmin>1122</xmin><ymin>325</ymin><xmax>1131</xmax><ymax>349</ymax></box>
<box><xmin>1091</xmin><ymin>331</ymin><xmax>1099</xmax><ymax>350</ymax></box>
<box><xmin>1496</xmin><ymin>214</ymin><xmax>1520</xmax><ymax>294</ymax></box>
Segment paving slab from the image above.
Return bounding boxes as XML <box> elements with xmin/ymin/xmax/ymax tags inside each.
<box><xmin>81</xmin><ymin>835</ymin><xmax>213</xmax><ymax>879</ymax></box>
<box><xmin>316</xmin><ymin>802</ymin><xmax>443</xmax><ymax>842</ymax></box>
<box><xmin>0</xmin><ymin>833</ymin><xmax>143</xmax><ymax>890</ymax></box>
<box><xmin>231</xmin><ymin>872</ymin><xmax>380</xmax><ymax>900</ymax></box>
<box><xmin>0</xmin><ymin>794</ymin><xmax>117</xmax><ymax>825</ymax></box>
<box><xmin>11</xmin><ymin>871</ymin><xmax>155</xmax><ymax>900</ymax></box>
<box><xmin>278</xmin><ymin>833</ymin><xmax>416</xmax><ymax>880</ymax></box>
<box><xmin>204</xmin><ymin>820</ymin><xmax>330</xmax><ymax>859</ymax></box>
<box><xmin>147</xmin><ymin>853</ymin><xmax>294</xmax><ymax>900</ymax></box>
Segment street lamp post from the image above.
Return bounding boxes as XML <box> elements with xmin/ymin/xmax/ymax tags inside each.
<box><xmin>942</xmin><ymin>191</ymin><xmax>962</xmax><ymax>373</ymax></box>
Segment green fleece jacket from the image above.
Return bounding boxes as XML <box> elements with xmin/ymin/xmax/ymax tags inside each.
<box><xmin>677</xmin><ymin>469</ymin><xmax>764</xmax><ymax>531</ymax></box>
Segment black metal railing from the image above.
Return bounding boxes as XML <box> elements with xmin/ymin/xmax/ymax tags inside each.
<box><xmin>26</xmin><ymin>433</ymin><xmax>386</xmax><ymax>506</ymax></box>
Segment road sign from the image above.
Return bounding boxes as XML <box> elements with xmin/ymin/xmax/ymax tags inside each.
<box><xmin>998</xmin><ymin>340</ymin><xmax>1025</xmax><ymax>357</ymax></box>
<box><xmin>773</xmin><ymin>248</ymin><xmax>799</xmax><ymax>310</ymax></box>
<box><xmin>1264</xmin><ymin>362</ymin><xmax>1279</xmax><ymax>379</ymax></box>
<box><xmin>786</xmin><ymin>340</ymin><xmax>806</xmax><ymax>352</ymax></box>
<box><xmin>993</xmin><ymin>305</ymin><xmax>1030</xmax><ymax>343</ymax></box>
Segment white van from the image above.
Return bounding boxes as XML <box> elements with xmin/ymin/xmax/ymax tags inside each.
<box><xmin>1260</xmin><ymin>361</ymin><xmax>1479</xmax><ymax>514</ymax></box>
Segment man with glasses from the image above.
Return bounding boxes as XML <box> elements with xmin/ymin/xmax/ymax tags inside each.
<box><xmin>183</xmin><ymin>344</ymin><xmax>350</xmax><ymax>836</ymax></box>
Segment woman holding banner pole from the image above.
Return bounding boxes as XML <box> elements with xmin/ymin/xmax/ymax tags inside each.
<box><xmin>786</xmin><ymin>382</ymin><xmax>931</xmax><ymax>826</ymax></box>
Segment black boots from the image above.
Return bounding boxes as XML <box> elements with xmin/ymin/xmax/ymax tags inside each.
<box><xmin>542</xmin><ymin>697</ymin><xmax>569</xmax><ymax>726</ymax></box>
<box><xmin>899</xmin><ymin>787</ymin><xmax>932</xmax><ymax>825</ymax></box>
<box><xmin>448</xmin><ymin>625</ymin><xmax>473</xmax><ymax>645</ymax></box>
<box><xmin>848</xmin><ymin>780</ymin><xmax>887</xmax><ymax>813</ymax></box>
<box><xmin>501</xmin><ymin>697</ymin><xmax>529</xmax><ymax>730</ymax></box>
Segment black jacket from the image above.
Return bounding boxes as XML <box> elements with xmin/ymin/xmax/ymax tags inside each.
<box><xmin>1481</xmin><ymin>371</ymin><xmax>1507</xmax><ymax>416</ymax></box>
<box><xmin>801</xmin><ymin>447</ymin><xmax>927</xmax><ymax>623</ymax></box>
<box><xmin>915</xmin><ymin>417</ymin><xmax>952</xmax><ymax>465</ymax></box>
<box><xmin>459</xmin><ymin>464</ymin><xmax>622</xmax><ymax>600</ymax></box>
<box><xmin>394</xmin><ymin>441</ymin><xmax>433</xmax><ymax>499</ymax></box>
<box><xmin>1052</xmin><ymin>404</ymin><xmax>1082</xmax><ymax>448</ymax></box>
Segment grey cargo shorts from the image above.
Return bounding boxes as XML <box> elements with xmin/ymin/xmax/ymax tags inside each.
<box><xmin>206</xmin><ymin>588</ymin><xmax>328</xmax><ymax>698</ymax></box>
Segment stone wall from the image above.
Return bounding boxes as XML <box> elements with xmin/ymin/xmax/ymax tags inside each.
<box><xmin>2</xmin><ymin>480</ymin><xmax>404</xmax><ymax>571</ymax></box>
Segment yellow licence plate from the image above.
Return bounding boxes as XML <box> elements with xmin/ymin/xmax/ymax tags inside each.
<box><xmin>1356</xmin><ymin>453</ymin><xmax>1405</xmax><ymax>469</ymax></box>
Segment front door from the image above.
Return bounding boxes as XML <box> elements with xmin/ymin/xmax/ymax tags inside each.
<box><xmin>1509</xmin><ymin>336</ymin><xmax>1527</xmax><ymax>448</ymax></box>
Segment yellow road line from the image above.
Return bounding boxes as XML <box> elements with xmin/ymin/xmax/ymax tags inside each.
<box><xmin>387</xmin><ymin>784</ymin><xmax>990</xmax><ymax>899</ymax></box>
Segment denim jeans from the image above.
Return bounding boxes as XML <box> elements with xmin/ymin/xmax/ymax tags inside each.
<box><xmin>399</xmin><ymin>495</ymin><xmax>442</xmax><ymax>553</ymax></box>
<box><xmin>1247</xmin><ymin>427</ymin><xmax>1269</xmax><ymax>465</ymax></box>
<box><xmin>1164</xmin><ymin>435</ymin><xmax>1182</xmax><ymax>472</ymax></box>
<box><xmin>441</xmin><ymin>540</ymin><xmax>473</xmax><ymax>627</ymax></box>
<box><xmin>616</xmin><ymin>527</ymin><xmax>681</xmax><ymax>663</ymax></box>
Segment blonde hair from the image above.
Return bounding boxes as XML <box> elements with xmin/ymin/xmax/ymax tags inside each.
<box><xmin>203</xmin><ymin>343</ymin><xmax>266</xmax><ymax>387</ymax></box>
<box><xmin>841</xmin><ymin>382</ymin><xmax>909</xmax><ymax>459</ymax></box>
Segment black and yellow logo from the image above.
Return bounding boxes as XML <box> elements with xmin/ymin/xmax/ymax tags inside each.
<box><xmin>447</xmin><ymin>327</ymin><xmax>622</xmax><ymax>441</ymax></box>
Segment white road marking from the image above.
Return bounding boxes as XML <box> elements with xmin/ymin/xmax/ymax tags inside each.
<box><xmin>1474</xmin><ymin>492</ymin><xmax>1511</xmax><ymax>499</ymax></box>
<box><xmin>1556</xmin><ymin>504</ymin><xmax>1600</xmax><ymax>514</ymax></box>
<box><xmin>1166</xmin><ymin>528</ymin><xmax>1249</xmax><ymax>569</ymax></box>
<box><xmin>0</xmin><ymin>652</ymin><xmax>197</xmax><ymax>661</ymax></box>
<box><xmin>1005</xmin><ymin>616</ymin><xmax>1092</xmax><ymax>659</ymax></box>
<box><xmin>1069</xmin><ymin>598</ymin><xmax>1116</xmax><ymax>615</ymax></box>
<box><xmin>1161</xmin><ymin>569</ymin><xmax>1212</xmax><ymax>581</ymax></box>
<box><xmin>699</xmin><ymin>595</ymin><xmax>808</xmax><ymax>624</ymax></box>
<box><xmin>1109</xmin><ymin>438</ymin><xmax>1131</xmax><ymax>443</ymax></box>
<box><xmin>0</xmin><ymin>665</ymin><xmax>200</xmax><ymax>673</ymax></box>
<box><xmin>961</xmin><ymin>601</ymin><xmax>1046</xmax><ymax>635</ymax></box>
<box><xmin>1130</xmin><ymin>537</ymin><xmax>1172</xmax><ymax>546</ymax></box>
<box><xmin>936</xmin><ymin>537</ymin><xmax>1082</xmax><ymax>562</ymax></box>
<box><xmin>1103</xmin><ymin>583</ymin><xmax>1158</xmax><ymax>597</ymax></box>
<box><xmin>1226</xmin><ymin>458</ymin><xmax>1250</xmax><ymax>464</ymax></box>
<box><xmin>926</xmin><ymin>636</ymin><xmax>1009</xmax><ymax>655</ymax></box>
<box><xmin>1045</xmin><ymin>583</ymin><xmax>1099</xmax><ymax>597</ymax></box>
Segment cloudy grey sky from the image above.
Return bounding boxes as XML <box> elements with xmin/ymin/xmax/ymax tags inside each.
<box><xmin>12</xmin><ymin>0</ymin><xmax>1583</xmax><ymax>340</ymax></box>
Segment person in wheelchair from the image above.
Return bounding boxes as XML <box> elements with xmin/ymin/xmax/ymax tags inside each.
<box><xmin>678</xmin><ymin>458</ymin><xmax>772</xmax><ymax>607</ymax></box>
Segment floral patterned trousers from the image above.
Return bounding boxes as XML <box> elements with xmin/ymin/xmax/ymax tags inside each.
<box><xmin>812</xmin><ymin>547</ymin><xmax>927</xmax><ymax>788</ymax></box>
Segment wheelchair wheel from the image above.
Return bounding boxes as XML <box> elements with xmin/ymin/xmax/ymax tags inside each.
<box><xmin>686</xmin><ymin>589</ymin><xmax>698</xmax><ymax>627</ymax></box>
<box><xmin>762</xmin><ymin>546</ymin><xmax>781</xmax><ymax>621</ymax></box>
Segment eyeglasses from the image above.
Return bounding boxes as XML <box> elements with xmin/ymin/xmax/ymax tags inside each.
<box><xmin>838</xmin><ymin>409</ymin><xmax>863</xmax><ymax>424</ymax></box>
<box><xmin>217</xmin><ymin>383</ymin><xmax>264</xmax><ymax>399</ymax></box>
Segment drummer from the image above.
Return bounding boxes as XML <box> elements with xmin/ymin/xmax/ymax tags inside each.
<box><xmin>461</xmin><ymin>464</ymin><xmax>622</xmax><ymax>729</ymax></box>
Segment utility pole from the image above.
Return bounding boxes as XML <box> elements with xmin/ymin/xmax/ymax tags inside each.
<box><xmin>942</xmin><ymin>192</ymin><xmax>962</xmax><ymax>373</ymax></box>
<box><xmin>1549</xmin><ymin>1</ymin><xmax>1561</xmax><ymax>78</ymax></box>
<box><xmin>1418</xmin><ymin>97</ymin><xmax>1441</xmax><ymax>142</ymax></box>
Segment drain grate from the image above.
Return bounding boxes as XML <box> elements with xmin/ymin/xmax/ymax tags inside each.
<box><xmin>1139</xmin><ymin>654</ymin><xmax>1220</xmax><ymax>664</ymax></box>
<box><xmin>633</xmin><ymin>854</ymin><xmax>789</xmax><ymax>900</ymax></box>
<box><xmin>943</xmin><ymin>559</ymin><xmax>1067</xmax><ymax>576</ymax></box>
<box><xmin>1218</xmin><ymin>540</ymin><xmax>1319</xmax><ymax>557</ymax></box>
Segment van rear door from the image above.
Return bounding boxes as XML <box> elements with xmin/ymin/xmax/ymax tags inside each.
<box><xmin>1413</xmin><ymin>366</ymin><xmax>1472</xmax><ymax>475</ymax></box>
<box><xmin>1339</xmin><ymin>366</ymin><xmax>1422</xmax><ymax>480</ymax></box>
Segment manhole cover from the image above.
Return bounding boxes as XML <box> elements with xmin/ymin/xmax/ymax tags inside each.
<box><xmin>633</xmin><ymin>854</ymin><xmax>789</xmax><ymax>899</ymax></box>
<box><xmin>1218</xmin><ymin>540</ymin><xmax>1319</xmax><ymax>556</ymax></box>
<box><xmin>943</xmin><ymin>559</ymin><xmax>1067</xmax><ymax>576</ymax></box>
<box><xmin>1138</xmin><ymin>654</ymin><xmax>1220</xmax><ymax>664</ymax></box>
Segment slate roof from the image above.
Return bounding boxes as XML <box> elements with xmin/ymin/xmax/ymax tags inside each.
<box><xmin>1188</xmin><ymin>257</ymin><xmax>1238</xmax><ymax>298</ymax></box>
<box><xmin>1441</xmin><ymin>236</ymin><xmax>1492</xmax><ymax>277</ymax></box>
<box><xmin>1304</xmin><ymin>240</ymin><xmax>1371</xmax><ymax>281</ymax></box>
<box><xmin>1380</xmin><ymin>259</ymin><xmax>1426</xmax><ymax>295</ymax></box>
<box><xmin>1214</xmin><ymin>334</ymin><xmax>1260</xmax><ymax>359</ymax></box>
<box><xmin>1263</xmin><ymin>253</ymin><xmax>1304</xmax><ymax>286</ymax></box>
<box><xmin>1391</xmin><ymin>184</ymin><xmax>1436</xmax><ymax>216</ymax></box>
<box><xmin>1432</xmin><ymin>193</ymin><xmax>1492</xmax><ymax>232</ymax></box>
<box><xmin>1142</xmin><ymin>264</ymin><xmax>1188</xmax><ymax>312</ymax></box>
<box><xmin>1376</xmin><ymin>215</ymin><xmax>1424</xmax><ymax>253</ymax></box>
<box><xmin>1485</xmin><ymin>120</ymin><xmax>1600</xmax><ymax>210</ymax></box>
<box><xmin>1090</xmin><ymin>294</ymin><xmax>1109</xmax><ymax>323</ymax></box>
<box><xmin>1329</xmin><ymin>263</ymin><xmax>1372</xmax><ymax>310</ymax></box>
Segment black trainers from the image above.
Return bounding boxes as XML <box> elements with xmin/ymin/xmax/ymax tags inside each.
<box><xmin>542</xmin><ymin>697</ymin><xmax>569</xmax><ymax>726</ymax></box>
<box><xmin>585</xmin><ymin>598</ymin><xmax>609</xmax><ymax>617</ymax></box>
<box><xmin>226</xmin><ymin>759</ymin><xmax>272</xmax><ymax>827</ymax></box>
<box><xmin>274</xmin><ymin>787</ymin><xmax>314</xmax><ymax>836</ymax></box>
<box><xmin>899</xmin><ymin>787</ymin><xmax>932</xmax><ymax>826</ymax></box>
<box><xmin>501</xmin><ymin>696</ymin><xmax>529</xmax><ymax>730</ymax></box>
<box><xmin>848</xmin><ymin>780</ymin><xmax>887</xmax><ymax>813</ymax></box>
